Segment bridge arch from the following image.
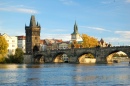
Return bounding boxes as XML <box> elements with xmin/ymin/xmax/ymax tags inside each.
<box><xmin>33</xmin><ymin>54</ymin><xmax>45</xmax><ymax>63</ymax></box>
<box><xmin>105</xmin><ymin>49</ymin><xmax>129</xmax><ymax>63</ymax></box>
<box><xmin>52</xmin><ymin>52</ymin><xmax>69</xmax><ymax>63</ymax></box>
<box><xmin>76</xmin><ymin>52</ymin><xmax>96</xmax><ymax>64</ymax></box>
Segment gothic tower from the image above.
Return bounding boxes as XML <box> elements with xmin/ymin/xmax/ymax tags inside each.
<box><xmin>25</xmin><ymin>15</ymin><xmax>41</xmax><ymax>54</ymax></box>
<box><xmin>71</xmin><ymin>21</ymin><xmax>82</xmax><ymax>41</ymax></box>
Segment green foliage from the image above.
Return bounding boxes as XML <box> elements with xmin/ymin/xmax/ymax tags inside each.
<box><xmin>5</xmin><ymin>48</ymin><xmax>24</xmax><ymax>64</ymax></box>
<box><xmin>0</xmin><ymin>36</ymin><xmax>8</xmax><ymax>63</ymax></box>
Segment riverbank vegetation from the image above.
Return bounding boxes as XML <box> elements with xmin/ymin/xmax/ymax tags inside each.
<box><xmin>5</xmin><ymin>48</ymin><xmax>24</xmax><ymax>64</ymax></box>
<box><xmin>0</xmin><ymin>48</ymin><xmax>24</xmax><ymax>64</ymax></box>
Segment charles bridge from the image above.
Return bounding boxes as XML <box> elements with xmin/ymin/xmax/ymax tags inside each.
<box><xmin>32</xmin><ymin>46</ymin><xmax>130</xmax><ymax>64</ymax></box>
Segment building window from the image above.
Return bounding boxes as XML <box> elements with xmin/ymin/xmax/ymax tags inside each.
<box><xmin>12</xmin><ymin>40</ymin><xmax>15</xmax><ymax>42</ymax></box>
<box><xmin>7</xmin><ymin>40</ymin><xmax>9</xmax><ymax>42</ymax></box>
<box><xmin>12</xmin><ymin>45</ymin><xmax>15</xmax><ymax>47</ymax></box>
<box><xmin>12</xmin><ymin>49</ymin><xmax>14</xmax><ymax>53</ymax></box>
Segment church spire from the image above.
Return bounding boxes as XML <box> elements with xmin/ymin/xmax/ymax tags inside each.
<box><xmin>30</xmin><ymin>15</ymin><xmax>36</xmax><ymax>27</ymax></box>
<box><xmin>73</xmin><ymin>20</ymin><xmax>79</xmax><ymax>34</ymax></box>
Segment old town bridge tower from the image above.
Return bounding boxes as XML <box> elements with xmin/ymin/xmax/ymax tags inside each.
<box><xmin>25</xmin><ymin>15</ymin><xmax>41</xmax><ymax>54</ymax></box>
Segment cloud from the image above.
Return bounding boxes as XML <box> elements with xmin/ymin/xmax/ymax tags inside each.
<box><xmin>102</xmin><ymin>31</ymin><xmax>130</xmax><ymax>46</ymax></box>
<box><xmin>0</xmin><ymin>7</ymin><xmax>38</xmax><ymax>14</ymax></box>
<box><xmin>41</xmin><ymin>34</ymin><xmax>71</xmax><ymax>41</ymax></box>
<box><xmin>0</xmin><ymin>27</ymin><xmax>25</xmax><ymax>36</ymax></box>
<box><xmin>59</xmin><ymin>0</ymin><xmax>78</xmax><ymax>5</ymax></box>
<box><xmin>0</xmin><ymin>2</ymin><xmax>38</xmax><ymax>14</ymax></box>
<box><xmin>101</xmin><ymin>1</ymin><xmax>112</xmax><ymax>4</ymax></box>
<box><xmin>115</xmin><ymin>31</ymin><xmax>130</xmax><ymax>38</ymax></box>
<box><xmin>125</xmin><ymin>0</ymin><xmax>130</xmax><ymax>3</ymax></box>
<box><xmin>80</xmin><ymin>26</ymin><xmax>111</xmax><ymax>32</ymax></box>
<box><xmin>104</xmin><ymin>37</ymin><xmax>130</xmax><ymax>46</ymax></box>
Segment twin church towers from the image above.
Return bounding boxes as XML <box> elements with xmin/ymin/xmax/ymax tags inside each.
<box><xmin>25</xmin><ymin>15</ymin><xmax>81</xmax><ymax>54</ymax></box>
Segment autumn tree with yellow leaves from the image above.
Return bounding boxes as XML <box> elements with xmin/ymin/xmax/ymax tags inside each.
<box><xmin>81</xmin><ymin>34</ymin><xmax>98</xmax><ymax>48</ymax></box>
<box><xmin>0</xmin><ymin>36</ymin><xmax>8</xmax><ymax>63</ymax></box>
<box><xmin>72</xmin><ymin>40</ymin><xmax>81</xmax><ymax>48</ymax></box>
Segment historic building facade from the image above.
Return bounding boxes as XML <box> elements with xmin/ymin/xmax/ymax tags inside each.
<box><xmin>17</xmin><ymin>36</ymin><xmax>26</xmax><ymax>53</ymax></box>
<box><xmin>98</xmin><ymin>38</ymin><xmax>112</xmax><ymax>47</ymax></box>
<box><xmin>25</xmin><ymin>15</ymin><xmax>41</xmax><ymax>54</ymax></box>
<box><xmin>2</xmin><ymin>33</ymin><xmax>17</xmax><ymax>55</ymax></box>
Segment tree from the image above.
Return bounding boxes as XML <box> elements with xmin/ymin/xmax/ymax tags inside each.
<box><xmin>0</xmin><ymin>36</ymin><xmax>8</xmax><ymax>63</ymax></box>
<box><xmin>72</xmin><ymin>40</ymin><xmax>80</xmax><ymax>48</ymax></box>
<box><xmin>14</xmin><ymin>48</ymin><xmax>24</xmax><ymax>63</ymax></box>
<box><xmin>81</xmin><ymin>34</ymin><xmax>98</xmax><ymax>48</ymax></box>
<box><xmin>7</xmin><ymin>48</ymin><xmax>24</xmax><ymax>63</ymax></box>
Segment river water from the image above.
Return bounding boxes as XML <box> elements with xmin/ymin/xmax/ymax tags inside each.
<box><xmin>0</xmin><ymin>62</ymin><xmax>130</xmax><ymax>86</ymax></box>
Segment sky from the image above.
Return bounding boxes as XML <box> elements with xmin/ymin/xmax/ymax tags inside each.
<box><xmin>0</xmin><ymin>0</ymin><xmax>130</xmax><ymax>46</ymax></box>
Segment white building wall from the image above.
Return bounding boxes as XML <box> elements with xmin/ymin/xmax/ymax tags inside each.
<box><xmin>18</xmin><ymin>40</ymin><xmax>25</xmax><ymax>53</ymax></box>
<box><xmin>2</xmin><ymin>34</ymin><xmax>17</xmax><ymax>55</ymax></box>
<box><xmin>40</xmin><ymin>44</ymin><xmax>47</xmax><ymax>51</ymax></box>
<box><xmin>71</xmin><ymin>34</ymin><xmax>82</xmax><ymax>42</ymax></box>
<box><xmin>59</xmin><ymin>43</ymin><xmax>69</xmax><ymax>49</ymax></box>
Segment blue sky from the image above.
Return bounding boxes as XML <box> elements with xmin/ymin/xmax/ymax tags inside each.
<box><xmin>0</xmin><ymin>0</ymin><xmax>130</xmax><ymax>46</ymax></box>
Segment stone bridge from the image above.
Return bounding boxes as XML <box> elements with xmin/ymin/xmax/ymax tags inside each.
<box><xmin>33</xmin><ymin>46</ymin><xmax>130</xmax><ymax>63</ymax></box>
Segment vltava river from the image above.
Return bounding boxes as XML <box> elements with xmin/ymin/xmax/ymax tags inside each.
<box><xmin>0</xmin><ymin>62</ymin><xmax>130</xmax><ymax>86</ymax></box>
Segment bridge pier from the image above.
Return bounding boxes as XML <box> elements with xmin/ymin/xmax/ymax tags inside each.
<box><xmin>69</xmin><ymin>56</ymin><xmax>78</xmax><ymax>63</ymax></box>
<box><xmin>96</xmin><ymin>57</ymin><xmax>107</xmax><ymax>64</ymax></box>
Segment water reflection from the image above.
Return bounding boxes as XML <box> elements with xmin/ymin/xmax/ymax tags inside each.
<box><xmin>0</xmin><ymin>62</ymin><xmax>130</xmax><ymax>86</ymax></box>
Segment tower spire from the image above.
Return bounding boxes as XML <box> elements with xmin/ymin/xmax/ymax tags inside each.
<box><xmin>74</xmin><ymin>20</ymin><xmax>78</xmax><ymax>34</ymax></box>
<box><xmin>30</xmin><ymin>15</ymin><xmax>36</xmax><ymax>27</ymax></box>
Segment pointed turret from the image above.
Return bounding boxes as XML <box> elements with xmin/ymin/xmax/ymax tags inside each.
<box><xmin>100</xmin><ymin>38</ymin><xmax>104</xmax><ymax>44</ymax></box>
<box><xmin>25</xmin><ymin>24</ymin><xmax>26</xmax><ymax>27</ymax></box>
<box><xmin>30</xmin><ymin>15</ymin><xmax>36</xmax><ymax>27</ymax></box>
<box><xmin>39</xmin><ymin>24</ymin><xmax>41</xmax><ymax>28</ymax></box>
<box><xmin>37</xmin><ymin>22</ymin><xmax>39</xmax><ymax>26</ymax></box>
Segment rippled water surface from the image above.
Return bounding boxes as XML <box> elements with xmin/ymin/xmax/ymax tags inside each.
<box><xmin>0</xmin><ymin>62</ymin><xmax>130</xmax><ymax>86</ymax></box>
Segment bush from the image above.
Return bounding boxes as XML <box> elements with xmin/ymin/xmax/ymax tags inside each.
<box><xmin>5</xmin><ymin>48</ymin><xmax>24</xmax><ymax>64</ymax></box>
